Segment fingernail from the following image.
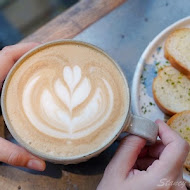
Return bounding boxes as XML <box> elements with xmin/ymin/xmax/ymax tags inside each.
<box><xmin>27</xmin><ymin>160</ymin><xmax>45</xmax><ymax>171</ymax></box>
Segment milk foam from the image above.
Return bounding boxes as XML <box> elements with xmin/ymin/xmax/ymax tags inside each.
<box><xmin>56</xmin><ymin>66</ymin><xmax>91</xmax><ymax>111</ymax></box>
<box><xmin>22</xmin><ymin>66</ymin><xmax>114</xmax><ymax>139</ymax></box>
<box><xmin>5</xmin><ymin>42</ymin><xmax>129</xmax><ymax>158</ymax></box>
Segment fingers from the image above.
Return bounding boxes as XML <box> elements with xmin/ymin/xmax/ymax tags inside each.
<box><xmin>147</xmin><ymin>141</ymin><xmax>165</xmax><ymax>158</ymax></box>
<box><xmin>136</xmin><ymin>141</ymin><xmax>165</xmax><ymax>170</ymax></box>
<box><xmin>0</xmin><ymin>137</ymin><xmax>46</xmax><ymax>171</ymax></box>
<box><xmin>139</xmin><ymin>141</ymin><xmax>165</xmax><ymax>159</ymax></box>
<box><xmin>136</xmin><ymin>157</ymin><xmax>155</xmax><ymax>170</ymax></box>
<box><xmin>154</xmin><ymin>120</ymin><xmax>190</xmax><ymax>173</ymax></box>
<box><xmin>0</xmin><ymin>42</ymin><xmax>39</xmax><ymax>86</ymax></box>
<box><xmin>104</xmin><ymin>135</ymin><xmax>146</xmax><ymax>179</ymax></box>
<box><xmin>0</xmin><ymin>43</ymin><xmax>44</xmax><ymax>170</ymax></box>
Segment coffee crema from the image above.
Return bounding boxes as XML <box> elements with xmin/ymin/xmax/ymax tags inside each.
<box><xmin>4</xmin><ymin>42</ymin><xmax>129</xmax><ymax>159</ymax></box>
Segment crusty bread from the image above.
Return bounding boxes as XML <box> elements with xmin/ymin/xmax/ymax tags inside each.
<box><xmin>167</xmin><ymin>111</ymin><xmax>190</xmax><ymax>169</ymax></box>
<box><xmin>165</xmin><ymin>28</ymin><xmax>190</xmax><ymax>78</ymax></box>
<box><xmin>152</xmin><ymin>66</ymin><xmax>190</xmax><ymax>115</ymax></box>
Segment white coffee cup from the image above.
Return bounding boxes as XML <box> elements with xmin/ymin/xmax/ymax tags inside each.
<box><xmin>1</xmin><ymin>40</ymin><xmax>158</xmax><ymax>164</ymax></box>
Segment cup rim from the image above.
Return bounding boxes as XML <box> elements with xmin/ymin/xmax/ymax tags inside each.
<box><xmin>1</xmin><ymin>39</ymin><xmax>130</xmax><ymax>163</ymax></box>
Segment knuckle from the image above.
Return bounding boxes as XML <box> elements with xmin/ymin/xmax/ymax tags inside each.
<box><xmin>173</xmin><ymin>139</ymin><xmax>190</xmax><ymax>165</ymax></box>
<box><xmin>7</xmin><ymin>151</ymin><xmax>24</xmax><ymax>166</ymax></box>
<box><xmin>1</xmin><ymin>46</ymin><xmax>13</xmax><ymax>56</ymax></box>
<box><xmin>182</xmin><ymin>140</ymin><xmax>190</xmax><ymax>153</ymax></box>
<box><xmin>104</xmin><ymin>164</ymin><xmax>114</xmax><ymax>175</ymax></box>
<box><xmin>177</xmin><ymin>136</ymin><xmax>190</xmax><ymax>151</ymax></box>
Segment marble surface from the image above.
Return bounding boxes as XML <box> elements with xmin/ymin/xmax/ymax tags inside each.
<box><xmin>75</xmin><ymin>0</ymin><xmax>190</xmax><ymax>88</ymax></box>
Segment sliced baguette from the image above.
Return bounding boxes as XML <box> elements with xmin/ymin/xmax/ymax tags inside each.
<box><xmin>165</xmin><ymin>28</ymin><xmax>190</xmax><ymax>78</ymax></box>
<box><xmin>167</xmin><ymin>111</ymin><xmax>190</xmax><ymax>169</ymax></box>
<box><xmin>152</xmin><ymin>66</ymin><xmax>190</xmax><ymax>115</ymax></box>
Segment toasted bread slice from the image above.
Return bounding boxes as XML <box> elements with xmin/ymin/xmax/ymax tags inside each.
<box><xmin>167</xmin><ymin>111</ymin><xmax>190</xmax><ymax>169</ymax></box>
<box><xmin>152</xmin><ymin>66</ymin><xmax>190</xmax><ymax>115</ymax></box>
<box><xmin>165</xmin><ymin>28</ymin><xmax>190</xmax><ymax>78</ymax></box>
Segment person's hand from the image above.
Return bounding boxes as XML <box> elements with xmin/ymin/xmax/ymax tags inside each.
<box><xmin>0</xmin><ymin>43</ymin><xmax>46</xmax><ymax>171</ymax></box>
<box><xmin>97</xmin><ymin>120</ymin><xmax>189</xmax><ymax>190</ymax></box>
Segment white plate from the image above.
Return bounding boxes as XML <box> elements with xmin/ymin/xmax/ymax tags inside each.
<box><xmin>131</xmin><ymin>16</ymin><xmax>190</xmax><ymax>187</ymax></box>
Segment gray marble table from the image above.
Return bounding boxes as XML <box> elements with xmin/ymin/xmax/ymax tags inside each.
<box><xmin>75</xmin><ymin>0</ymin><xmax>190</xmax><ymax>88</ymax></box>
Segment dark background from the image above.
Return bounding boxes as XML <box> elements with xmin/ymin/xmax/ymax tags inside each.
<box><xmin>0</xmin><ymin>0</ymin><xmax>78</xmax><ymax>49</ymax></box>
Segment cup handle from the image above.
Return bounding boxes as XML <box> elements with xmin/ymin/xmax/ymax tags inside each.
<box><xmin>123</xmin><ymin>113</ymin><xmax>158</xmax><ymax>144</ymax></box>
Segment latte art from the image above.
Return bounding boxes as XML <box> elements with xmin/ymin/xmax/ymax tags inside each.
<box><xmin>4</xmin><ymin>42</ymin><xmax>129</xmax><ymax>159</ymax></box>
<box><xmin>22</xmin><ymin>65</ymin><xmax>114</xmax><ymax>139</ymax></box>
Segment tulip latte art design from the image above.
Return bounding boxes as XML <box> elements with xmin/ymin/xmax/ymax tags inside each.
<box><xmin>5</xmin><ymin>42</ymin><xmax>129</xmax><ymax>159</ymax></box>
<box><xmin>23</xmin><ymin>65</ymin><xmax>114</xmax><ymax>139</ymax></box>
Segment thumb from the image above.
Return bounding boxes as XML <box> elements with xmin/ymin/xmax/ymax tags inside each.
<box><xmin>105</xmin><ymin>135</ymin><xmax>146</xmax><ymax>179</ymax></box>
<box><xmin>0</xmin><ymin>42</ymin><xmax>39</xmax><ymax>88</ymax></box>
<box><xmin>0</xmin><ymin>137</ymin><xmax>46</xmax><ymax>171</ymax></box>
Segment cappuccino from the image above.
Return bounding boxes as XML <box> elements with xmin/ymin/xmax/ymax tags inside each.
<box><xmin>3</xmin><ymin>41</ymin><xmax>129</xmax><ymax>160</ymax></box>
